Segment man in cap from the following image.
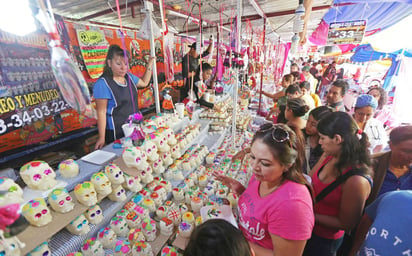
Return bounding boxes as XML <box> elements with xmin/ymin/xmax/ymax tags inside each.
<box><xmin>181</xmin><ymin>37</ymin><xmax>213</xmax><ymax>101</ymax></box>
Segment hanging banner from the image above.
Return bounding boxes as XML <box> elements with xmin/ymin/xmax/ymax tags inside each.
<box><xmin>76</xmin><ymin>29</ymin><xmax>108</xmax><ymax>79</ymax></box>
<box><xmin>327</xmin><ymin>20</ymin><xmax>367</xmax><ymax>45</ymax></box>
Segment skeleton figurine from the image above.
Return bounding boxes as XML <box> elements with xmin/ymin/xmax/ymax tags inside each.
<box><xmin>0</xmin><ymin>177</ymin><xmax>24</xmax><ymax>207</ymax></box>
<box><xmin>122</xmin><ymin>147</ymin><xmax>150</xmax><ymax>172</ymax></box>
<box><xmin>48</xmin><ymin>188</ymin><xmax>75</xmax><ymax>213</ymax></box>
<box><xmin>19</xmin><ymin>160</ymin><xmax>57</xmax><ymax>190</ymax></box>
<box><xmin>66</xmin><ymin>214</ymin><xmax>90</xmax><ymax>235</ymax></box>
<box><xmin>90</xmin><ymin>172</ymin><xmax>112</xmax><ymax>197</ymax></box>
<box><xmin>22</xmin><ymin>198</ymin><xmax>52</xmax><ymax>227</ymax></box>
<box><xmin>74</xmin><ymin>182</ymin><xmax>97</xmax><ymax>207</ymax></box>
<box><xmin>0</xmin><ymin>230</ymin><xmax>26</xmax><ymax>256</ymax></box>
<box><xmin>85</xmin><ymin>205</ymin><xmax>104</xmax><ymax>225</ymax></box>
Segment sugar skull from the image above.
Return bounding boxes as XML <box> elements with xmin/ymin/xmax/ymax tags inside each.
<box><xmin>132</xmin><ymin>240</ymin><xmax>153</xmax><ymax>256</ymax></box>
<box><xmin>159</xmin><ymin>217</ymin><xmax>174</xmax><ymax>236</ymax></box>
<box><xmin>161</xmin><ymin>152</ymin><xmax>173</xmax><ymax>167</ymax></box>
<box><xmin>20</xmin><ymin>160</ymin><xmax>57</xmax><ymax>190</ymax></box>
<box><xmin>97</xmin><ymin>227</ymin><xmax>117</xmax><ymax>249</ymax></box>
<box><xmin>66</xmin><ymin>214</ymin><xmax>90</xmax><ymax>235</ymax></box>
<box><xmin>170</xmin><ymin>144</ymin><xmax>181</xmax><ymax>159</ymax></box>
<box><xmin>0</xmin><ymin>177</ymin><xmax>24</xmax><ymax>207</ymax></box>
<box><xmin>122</xmin><ymin>147</ymin><xmax>149</xmax><ymax>171</ymax></box>
<box><xmin>161</xmin><ymin>246</ymin><xmax>178</xmax><ymax>256</ymax></box>
<box><xmin>143</xmin><ymin>140</ymin><xmax>159</xmax><ymax>162</ymax></box>
<box><xmin>74</xmin><ymin>182</ymin><xmax>97</xmax><ymax>207</ymax></box>
<box><xmin>142</xmin><ymin>198</ymin><xmax>156</xmax><ymax>213</ymax></box>
<box><xmin>154</xmin><ymin>185</ymin><xmax>167</xmax><ymax>201</ymax></box>
<box><xmin>27</xmin><ymin>241</ymin><xmax>50</xmax><ymax>256</ymax></box>
<box><xmin>150</xmin><ymin>158</ymin><xmax>165</xmax><ymax>175</ymax></box>
<box><xmin>104</xmin><ymin>163</ymin><xmax>125</xmax><ymax>185</ymax></box>
<box><xmin>0</xmin><ymin>233</ymin><xmax>26</xmax><ymax>256</ymax></box>
<box><xmin>123</xmin><ymin>173</ymin><xmax>142</xmax><ymax>193</ymax></box>
<box><xmin>108</xmin><ymin>185</ymin><xmax>126</xmax><ymax>202</ymax></box>
<box><xmin>48</xmin><ymin>188</ymin><xmax>74</xmax><ymax>213</ymax></box>
<box><xmin>150</xmin><ymin>192</ymin><xmax>162</xmax><ymax>207</ymax></box>
<box><xmin>178</xmin><ymin>222</ymin><xmax>194</xmax><ymax>238</ymax></box>
<box><xmin>128</xmin><ymin>228</ymin><xmax>145</xmax><ymax>243</ymax></box>
<box><xmin>110</xmin><ymin>216</ymin><xmax>130</xmax><ymax>237</ymax></box>
<box><xmin>22</xmin><ymin>198</ymin><xmax>52</xmax><ymax>227</ymax></box>
<box><xmin>146</xmin><ymin>132</ymin><xmax>170</xmax><ymax>153</ymax></box>
<box><xmin>141</xmin><ymin>217</ymin><xmax>157</xmax><ymax>241</ymax></box>
<box><xmin>125</xmin><ymin>211</ymin><xmax>141</xmax><ymax>228</ymax></box>
<box><xmin>157</xmin><ymin>127</ymin><xmax>177</xmax><ymax>146</ymax></box>
<box><xmin>58</xmin><ymin>158</ymin><xmax>79</xmax><ymax>178</ymax></box>
<box><xmin>85</xmin><ymin>204</ymin><xmax>104</xmax><ymax>225</ymax></box>
<box><xmin>139</xmin><ymin>170</ymin><xmax>153</xmax><ymax>184</ymax></box>
<box><xmin>114</xmin><ymin>240</ymin><xmax>132</xmax><ymax>256</ymax></box>
<box><xmin>90</xmin><ymin>172</ymin><xmax>112</xmax><ymax>197</ymax></box>
<box><xmin>81</xmin><ymin>238</ymin><xmax>104</xmax><ymax>256</ymax></box>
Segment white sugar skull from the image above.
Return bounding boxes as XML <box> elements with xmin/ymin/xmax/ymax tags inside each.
<box><xmin>125</xmin><ymin>211</ymin><xmax>141</xmax><ymax>228</ymax></box>
<box><xmin>22</xmin><ymin>198</ymin><xmax>52</xmax><ymax>227</ymax></box>
<box><xmin>85</xmin><ymin>205</ymin><xmax>104</xmax><ymax>225</ymax></box>
<box><xmin>139</xmin><ymin>170</ymin><xmax>153</xmax><ymax>184</ymax></box>
<box><xmin>122</xmin><ymin>147</ymin><xmax>149</xmax><ymax>171</ymax></box>
<box><xmin>123</xmin><ymin>173</ymin><xmax>142</xmax><ymax>193</ymax></box>
<box><xmin>27</xmin><ymin>241</ymin><xmax>50</xmax><ymax>256</ymax></box>
<box><xmin>143</xmin><ymin>140</ymin><xmax>159</xmax><ymax>162</ymax></box>
<box><xmin>161</xmin><ymin>152</ymin><xmax>173</xmax><ymax>167</ymax></box>
<box><xmin>0</xmin><ymin>177</ymin><xmax>24</xmax><ymax>207</ymax></box>
<box><xmin>108</xmin><ymin>185</ymin><xmax>127</xmax><ymax>202</ymax></box>
<box><xmin>128</xmin><ymin>228</ymin><xmax>145</xmax><ymax>243</ymax></box>
<box><xmin>104</xmin><ymin>164</ymin><xmax>125</xmax><ymax>185</ymax></box>
<box><xmin>150</xmin><ymin>158</ymin><xmax>165</xmax><ymax>175</ymax></box>
<box><xmin>141</xmin><ymin>217</ymin><xmax>157</xmax><ymax>241</ymax></box>
<box><xmin>66</xmin><ymin>214</ymin><xmax>90</xmax><ymax>235</ymax></box>
<box><xmin>157</xmin><ymin>127</ymin><xmax>177</xmax><ymax>146</ymax></box>
<box><xmin>58</xmin><ymin>158</ymin><xmax>79</xmax><ymax>178</ymax></box>
<box><xmin>146</xmin><ymin>132</ymin><xmax>170</xmax><ymax>153</ymax></box>
<box><xmin>74</xmin><ymin>182</ymin><xmax>97</xmax><ymax>207</ymax></box>
<box><xmin>153</xmin><ymin>185</ymin><xmax>167</xmax><ymax>201</ymax></box>
<box><xmin>97</xmin><ymin>227</ymin><xmax>117</xmax><ymax>249</ymax></box>
<box><xmin>110</xmin><ymin>216</ymin><xmax>130</xmax><ymax>237</ymax></box>
<box><xmin>20</xmin><ymin>160</ymin><xmax>57</xmax><ymax>190</ymax></box>
<box><xmin>0</xmin><ymin>232</ymin><xmax>25</xmax><ymax>256</ymax></box>
<box><xmin>48</xmin><ymin>188</ymin><xmax>74</xmax><ymax>213</ymax></box>
<box><xmin>171</xmin><ymin>144</ymin><xmax>181</xmax><ymax>159</ymax></box>
<box><xmin>90</xmin><ymin>172</ymin><xmax>112</xmax><ymax>197</ymax></box>
<box><xmin>81</xmin><ymin>238</ymin><xmax>104</xmax><ymax>256</ymax></box>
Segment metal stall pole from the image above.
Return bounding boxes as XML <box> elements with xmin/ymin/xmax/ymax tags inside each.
<box><xmin>257</xmin><ymin>18</ymin><xmax>266</xmax><ymax>116</ymax></box>
<box><xmin>232</xmin><ymin>0</ymin><xmax>242</xmax><ymax>151</ymax></box>
<box><xmin>143</xmin><ymin>1</ymin><xmax>161</xmax><ymax>114</ymax></box>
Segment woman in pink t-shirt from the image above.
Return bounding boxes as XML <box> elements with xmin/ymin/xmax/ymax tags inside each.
<box><xmin>216</xmin><ymin>123</ymin><xmax>314</xmax><ymax>256</ymax></box>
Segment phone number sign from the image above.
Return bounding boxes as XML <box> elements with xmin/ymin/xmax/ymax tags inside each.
<box><xmin>327</xmin><ymin>20</ymin><xmax>367</xmax><ymax>45</ymax></box>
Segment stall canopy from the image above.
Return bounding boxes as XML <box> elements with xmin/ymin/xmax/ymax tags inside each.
<box><xmin>309</xmin><ymin>0</ymin><xmax>412</xmax><ymax>45</ymax></box>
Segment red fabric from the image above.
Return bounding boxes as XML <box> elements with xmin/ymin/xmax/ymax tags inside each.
<box><xmin>312</xmin><ymin>156</ymin><xmax>352</xmax><ymax>239</ymax></box>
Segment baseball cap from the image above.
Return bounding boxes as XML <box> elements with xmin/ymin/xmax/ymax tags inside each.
<box><xmin>302</xmin><ymin>66</ymin><xmax>310</xmax><ymax>72</ymax></box>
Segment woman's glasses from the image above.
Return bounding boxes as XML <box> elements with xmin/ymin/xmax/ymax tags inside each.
<box><xmin>257</xmin><ymin>124</ymin><xmax>291</xmax><ymax>146</ymax></box>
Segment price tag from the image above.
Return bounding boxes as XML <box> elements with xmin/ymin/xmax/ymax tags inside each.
<box><xmin>327</xmin><ymin>20</ymin><xmax>367</xmax><ymax>45</ymax></box>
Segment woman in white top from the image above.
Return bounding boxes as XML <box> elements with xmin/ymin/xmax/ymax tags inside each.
<box><xmin>353</xmin><ymin>94</ymin><xmax>388</xmax><ymax>154</ymax></box>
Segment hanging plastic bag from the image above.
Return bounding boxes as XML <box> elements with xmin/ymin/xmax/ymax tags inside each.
<box><xmin>137</xmin><ymin>15</ymin><xmax>162</xmax><ymax>40</ymax></box>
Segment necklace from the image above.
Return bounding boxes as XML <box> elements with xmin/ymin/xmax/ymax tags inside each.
<box><xmin>259</xmin><ymin>181</ymin><xmax>281</xmax><ymax>197</ymax></box>
<box><xmin>113</xmin><ymin>77</ymin><xmax>126</xmax><ymax>85</ymax></box>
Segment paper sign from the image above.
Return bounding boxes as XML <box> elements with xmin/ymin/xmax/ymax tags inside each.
<box><xmin>327</xmin><ymin>20</ymin><xmax>367</xmax><ymax>45</ymax></box>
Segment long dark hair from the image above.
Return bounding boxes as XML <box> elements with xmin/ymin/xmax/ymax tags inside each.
<box><xmin>309</xmin><ymin>106</ymin><xmax>333</xmax><ymax>121</ymax></box>
<box><xmin>252</xmin><ymin>123</ymin><xmax>313</xmax><ymax>195</ymax></box>
<box><xmin>287</xmin><ymin>98</ymin><xmax>309</xmax><ymax>118</ymax></box>
<box><xmin>102</xmin><ymin>44</ymin><xmax>128</xmax><ymax>78</ymax></box>
<box><xmin>184</xmin><ymin>219</ymin><xmax>252</xmax><ymax>256</ymax></box>
<box><xmin>317</xmin><ymin>112</ymin><xmax>371</xmax><ymax>175</ymax></box>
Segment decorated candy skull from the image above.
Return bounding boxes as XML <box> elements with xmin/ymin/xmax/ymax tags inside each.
<box><xmin>141</xmin><ymin>217</ymin><xmax>157</xmax><ymax>241</ymax></box>
<box><xmin>170</xmin><ymin>144</ymin><xmax>180</xmax><ymax>159</ymax></box>
<box><xmin>161</xmin><ymin>152</ymin><xmax>173</xmax><ymax>167</ymax></box>
<box><xmin>143</xmin><ymin>140</ymin><xmax>159</xmax><ymax>162</ymax></box>
<box><xmin>132</xmin><ymin>240</ymin><xmax>153</xmax><ymax>256</ymax></box>
<box><xmin>110</xmin><ymin>216</ymin><xmax>130</xmax><ymax>237</ymax></box>
<box><xmin>0</xmin><ymin>177</ymin><xmax>24</xmax><ymax>207</ymax></box>
<box><xmin>97</xmin><ymin>227</ymin><xmax>117</xmax><ymax>249</ymax></box>
<box><xmin>90</xmin><ymin>172</ymin><xmax>112</xmax><ymax>197</ymax></box>
<box><xmin>159</xmin><ymin>217</ymin><xmax>174</xmax><ymax>236</ymax></box>
<box><xmin>125</xmin><ymin>211</ymin><xmax>141</xmax><ymax>228</ymax></box>
<box><xmin>66</xmin><ymin>214</ymin><xmax>90</xmax><ymax>235</ymax></box>
<box><xmin>108</xmin><ymin>185</ymin><xmax>127</xmax><ymax>202</ymax></box>
<box><xmin>48</xmin><ymin>188</ymin><xmax>74</xmax><ymax>213</ymax></box>
<box><xmin>58</xmin><ymin>158</ymin><xmax>79</xmax><ymax>178</ymax></box>
<box><xmin>27</xmin><ymin>241</ymin><xmax>50</xmax><ymax>256</ymax></box>
<box><xmin>128</xmin><ymin>228</ymin><xmax>145</xmax><ymax>243</ymax></box>
<box><xmin>123</xmin><ymin>173</ymin><xmax>142</xmax><ymax>193</ymax></box>
<box><xmin>146</xmin><ymin>132</ymin><xmax>170</xmax><ymax>153</ymax></box>
<box><xmin>114</xmin><ymin>240</ymin><xmax>132</xmax><ymax>256</ymax></box>
<box><xmin>157</xmin><ymin>127</ymin><xmax>177</xmax><ymax>146</ymax></box>
<box><xmin>22</xmin><ymin>198</ymin><xmax>52</xmax><ymax>227</ymax></box>
<box><xmin>154</xmin><ymin>185</ymin><xmax>167</xmax><ymax>201</ymax></box>
<box><xmin>81</xmin><ymin>238</ymin><xmax>104</xmax><ymax>256</ymax></box>
<box><xmin>85</xmin><ymin>204</ymin><xmax>104</xmax><ymax>225</ymax></box>
<box><xmin>150</xmin><ymin>158</ymin><xmax>165</xmax><ymax>175</ymax></box>
<box><xmin>139</xmin><ymin>170</ymin><xmax>153</xmax><ymax>184</ymax></box>
<box><xmin>122</xmin><ymin>147</ymin><xmax>149</xmax><ymax>171</ymax></box>
<box><xmin>104</xmin><ymin>163</ymin><xmax>125</xmax><ymax>185</ymax></box>
<box><xmin>20</xmin><ymin>160</ymin><xmax>57</xmax><ymax>190</ymax></box>
<box><xmin>74</xmin><ymin>182</ymin><xmax>97</xmax><ymax>207</ymax></box>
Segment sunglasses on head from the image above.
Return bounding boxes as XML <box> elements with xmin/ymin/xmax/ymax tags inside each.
<box><xmin>257</xmin><ymin>123</ymin><xmax>292</xmax><ymax>147</ymax></box>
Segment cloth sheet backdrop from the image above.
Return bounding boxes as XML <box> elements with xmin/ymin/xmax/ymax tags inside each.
<box><xmin>309</xmin><ymin>1</ymin><xmax>412</xmax><ymax>45</ymax></box>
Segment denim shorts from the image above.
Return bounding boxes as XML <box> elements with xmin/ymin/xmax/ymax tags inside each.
<box><xmin>303</xmin><ymin>233</ymin><xmax>344</xmax><ymax>256</ymax></box>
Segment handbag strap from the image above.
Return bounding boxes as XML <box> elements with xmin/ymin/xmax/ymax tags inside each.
<box><xmin>315</xmin><ymin>169</ymin><xmax>371</xmax><ymax>203</ymax></box>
